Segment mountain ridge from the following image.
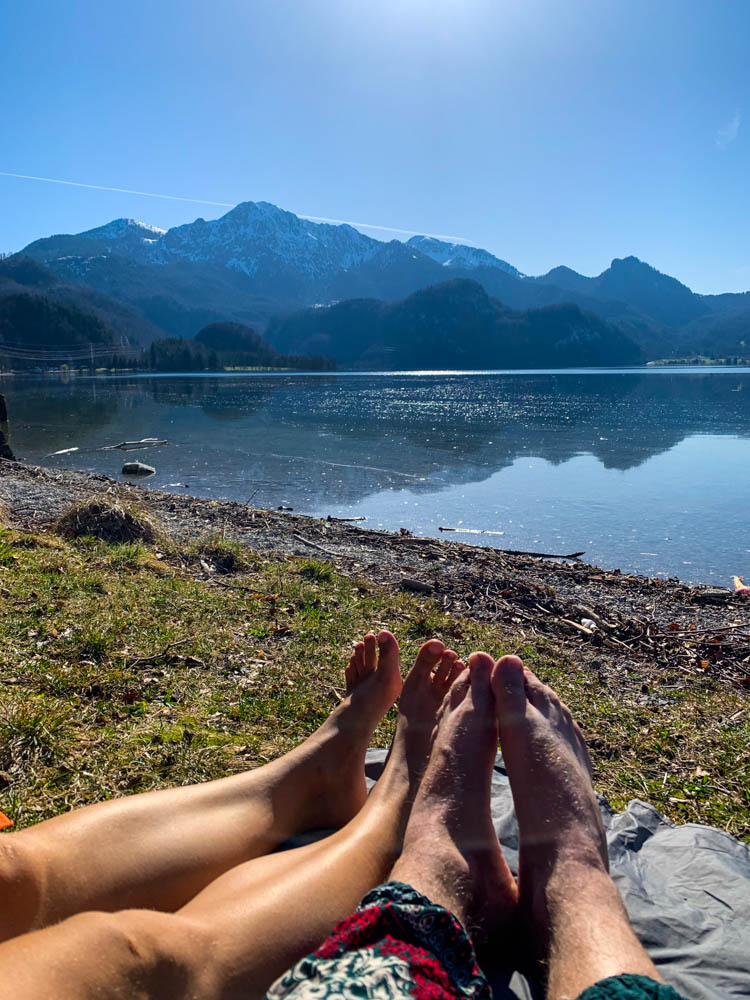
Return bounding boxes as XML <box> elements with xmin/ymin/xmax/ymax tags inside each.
<box><xmin>17</xmin><ymin>199</ymin><xmax>750</xmax><ymax>357</ymax></box>
<box><xmin>266</xmin><ymin>278</ymin><xmax>644</xmax><ymax>369</ymax></box>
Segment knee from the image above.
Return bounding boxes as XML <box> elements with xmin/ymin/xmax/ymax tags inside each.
<box><xmin>107</xmin><ymin>908</ymin><xmax>215</xmax><ymax>993</ymax></box>
<box><xmin>17</xmin><ymin>909</ymin><xmax>214</xmax><ymax>997</ymax></box>
<box><xmin>0</xmin><ymin>836</ymin><xmax>45</xmax><ymax>941</ymax></box>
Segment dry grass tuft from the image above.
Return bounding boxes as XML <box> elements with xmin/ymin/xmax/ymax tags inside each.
<box><xmin>0</xmin><ymin>499</ymin><xmax>9</xmax><ymax>527</ymax></box>
<box><xmin>190</xmin><ymin>535</ymin><xmax>257</xmax><ymax>574</ymax></box>
<box><xmin>55</xmin><ymin>495</ymin><xmax>161</xmax><ymax>545</ymax></box>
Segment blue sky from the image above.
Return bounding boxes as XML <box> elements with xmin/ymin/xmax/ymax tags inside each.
<box><xmin>1</xmin><ymin>0</ymin><xmax>748</xmax><ymax>293</ymax></box>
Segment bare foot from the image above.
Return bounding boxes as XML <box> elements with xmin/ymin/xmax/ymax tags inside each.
<box><xmin>491</xmin><ymin>656</ymin><xmax>608</xmax><ymax>943</ymax></box>
<box><xmin>383</xmin><ymin>637</ymin><xmax>467</xmax><ymax>798</ymax></box>
<box><xmin>391</xmin><ymin>652</ymin><xmax>518</xmax><ymax>945</ymax></box>
<box><xmin>295</xmin><ymin>630</ymin><xmax>402</xmax><ymax>830</ymax></box>
<box><xmin>492</xmin><ymin>656</ymin><xmax>662</xmax><ymax>995</ymax></box>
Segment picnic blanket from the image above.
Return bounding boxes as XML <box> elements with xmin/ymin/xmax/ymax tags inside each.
<box><xmin>363</xmin><ymin>750</ymin><xmax>750</xmax><ymax>1000</ymax></box>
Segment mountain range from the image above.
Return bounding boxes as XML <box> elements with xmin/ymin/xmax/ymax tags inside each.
<box><xmin>12</xmin><ymin>199</ymin><xmax>750</xmax><ymax>363</ymax></box>
<box><xmin>268</xmin><ymin>279</ymin><xmax>643</xmax><ymax>369</ymax></box>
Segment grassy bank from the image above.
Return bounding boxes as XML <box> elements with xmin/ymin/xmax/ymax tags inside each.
<box><xmin>1</xmin><ymin>522</ymin><xmax>748</xmax><ymax>840</ymax></box>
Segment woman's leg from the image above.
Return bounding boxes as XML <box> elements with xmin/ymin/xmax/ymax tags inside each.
<box><xmin>0</xmin><ymin>638</ymin><xmax>464</xmax><ymax>1000</ymax></box>
<box><xmin>174</xmin><ymin>637</ymin><xmax>464</xmax><ymax>998</ymax></box>
<box><xmin>491</xmin><ymin>655</ymin><xmax>664</xmax><ymax>1000</ymax></box>
<box><xmin>0</xmin><ymin>631</ymin><xmax>402</xmax><ymax>940</ymax></box>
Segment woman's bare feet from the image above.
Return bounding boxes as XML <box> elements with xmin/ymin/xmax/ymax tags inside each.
<box><xmin>391</xmin><ymin>653</ymin><xmax>518</xmax><ymax>945</ymax></box>
<box><xmin>294</xmin><ymin>630</ymin><xmax>403</xmax><ymax>831</ymax></box>
<box><xmin>491</xmin><ymin>655</ymin><xmax>661</xmax><ymax>996</ymax></box>
<box><xmin>296</xmin><ymin>631</ymin><xmax>460</xmax><ymax>832</ymax></box>
<box><xmin>372</xmin><ymin>637</ymin><xmax>467</xmax><ymax>805</ymax></box>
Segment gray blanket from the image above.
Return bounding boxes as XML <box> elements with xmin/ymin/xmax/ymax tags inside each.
<box><xmin>364</xmin><ymin>750</ymin><xmax>750</xmax><ymax>1000</ymax></box>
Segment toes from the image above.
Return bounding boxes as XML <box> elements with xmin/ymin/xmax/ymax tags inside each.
<box><xmin>412</xmin><ymin>638</ymin><xmax>446</xmax><ymax>678</ymax></box>
<box><xmin>433</xmin><ymin>649</ymin><xmax>457</xmax><ymax>687</ymax></box>
<box><xmin>345</xmin><ymin>657</ymin><xmax>356</xmax><ymax>692</ymax></box>
<box><xmin>376</xmin><ymin>630</ymin><xmax>400</xmax><ymax>673</ymax></box>
<box><xmin>468</xmin><ymin>651</ymin><xmax>495</xmax><ymax>709</ymax></box>
<box><xmin>353</xmin><ymin>641</ymin><xmax>365</xmax><ymax>680</ymax></box>
<box><xmin>447</xmin><ymin>659</ymin><xmax>466</xmax><ymax>687</ymax></box>
<box><xmin>363</xmin><ymin>633</ymin><xmax>377</xmax><ymax>675</ymax></box>
<box><xmin>448</xmin><ymin>666</ymin><xmax>471</xmax><ymax>707</ymax></box>
<box><xmin>491</xmin><ymin>655</ymin><xmax>527</xmax><ymax>727</ymax></box>
<box><xmin>523</xmin><ymin>668</ymin><xmax>554</xmax><ymax>713</ymax></box>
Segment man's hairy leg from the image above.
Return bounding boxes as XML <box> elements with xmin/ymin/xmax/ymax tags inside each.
<box><xmin>492</xmin><ymin>655</ymin><xmax>661</xmax><ymax>999</ymax></box>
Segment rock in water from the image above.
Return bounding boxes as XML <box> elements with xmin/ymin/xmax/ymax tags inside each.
<box><xmin>122</xmin><ymin>461</ymin><xmax>155</xmax><ymax>477</ymax></box>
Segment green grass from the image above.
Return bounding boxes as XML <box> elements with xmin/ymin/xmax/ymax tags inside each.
<box><xmin>0</xmin><ymin>524</ymin><xmax>748</xmax><ymax>839</ymax></box>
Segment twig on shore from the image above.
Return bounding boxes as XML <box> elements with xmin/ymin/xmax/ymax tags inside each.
<box><xmin>326</xmin><ymin>516</ymin><xmax>367</xmax><ymax>523</ymax></box>
<box><xmin>292</xmin><ymin>532</ymin><xmax>338</xmax><ymax>556</ymax></box>
<box><xmin>439</xmin><ymin>526</ymin><xmax>505</xmax><ymax>536</ymax></box>
<box><xmin>651</xmin><ymin>621</ymin><xmax>750</xmax><ymax>638</ymax></box>
<box><xmin>498</xmin><ymin>548</ymin><xmax>585</xmax><ymax>561</ymax></box>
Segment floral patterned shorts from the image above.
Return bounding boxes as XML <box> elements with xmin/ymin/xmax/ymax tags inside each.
<box><xmin>265</xmin><ymin>881</ymin><xmax>686</xmax><ymax>1000</ymax></box>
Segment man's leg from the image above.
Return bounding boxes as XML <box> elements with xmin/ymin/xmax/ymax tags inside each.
<box><xmin>0</xmin><ymin>631</ymin><xmax>402</xmax><ymax>939</ymax></box>
<box><xmin>0</xmin><ymin>639</ymin><xmax>464</xmax><ymax>1000</ymax></box>
<box><xmin>391</xmin><ymin>652</ymin><xmax>517</xmax><ymax>946</ymax></box>
<box><xmin>491</xmin><ymin>655</ymin><xmax>662</xmax><ymax>1000</ymax></box>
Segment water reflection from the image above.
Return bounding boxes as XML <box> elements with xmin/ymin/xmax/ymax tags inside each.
<box><xmin>3</xmin><ymin>370</ymin><xmax>749</xmax><ymax>582</ymax></box>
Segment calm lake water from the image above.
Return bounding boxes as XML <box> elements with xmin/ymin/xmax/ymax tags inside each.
<box><xmin>3</xmin><ymin>368</ymin><xmax>750</xmax><ymax>585</ymax></box>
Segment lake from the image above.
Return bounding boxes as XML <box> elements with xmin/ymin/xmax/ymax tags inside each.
<box><xmin>2</xmin><ymin>368</ymin><xmax>749</xmax><ymax>586</ymax></box>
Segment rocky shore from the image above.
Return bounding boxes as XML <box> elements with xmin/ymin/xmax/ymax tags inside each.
<box><xmin>1</xmin><ymin>458</ymin><xmax>748</xmax><ymax>692</ymax></box>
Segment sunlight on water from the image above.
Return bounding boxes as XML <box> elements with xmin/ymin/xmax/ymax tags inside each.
<box><xmin>3</xmin><ymin>369</ymin><xmax>749</xmax><ymax>584</ymax></box>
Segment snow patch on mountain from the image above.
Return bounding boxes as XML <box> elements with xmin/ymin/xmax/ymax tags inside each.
<box><xmin>29</xmin><ymin>201</ymin><xmax>526</xmax><ymax>283</ymax></box>
<box><xmin>82</xmin><ymin>218</ymin><xmax>167</xmax><ymax>241</ymax></box>
<box><xmin>406</xmin><ymin>235</ymin><xmax>521</xmax><ymax>277</ymax></box>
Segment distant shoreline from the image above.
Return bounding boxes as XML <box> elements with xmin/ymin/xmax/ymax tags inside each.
<box><xmin>4</xmin><ymin>363</ymin><xmax>750</xmax><ymax>379</ymax></box>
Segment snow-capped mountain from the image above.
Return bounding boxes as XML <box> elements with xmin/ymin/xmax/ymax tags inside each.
<box><xmin>25</xmin><ymin>200</ymin><xmax>523</xmax><ymax>291</ymax></box>
<box><xmin>25</xmin><ymin>200</ymin><xmax>523</xmax><ymax>333</ymax></box>
<box><xmin>157</xmin><ymin>201</ymin><xmax>380</xmax><ymax>277</ymax></box>
<box><xmin>21</xmin><ymin>198</ymin><xmax>748</xmax><ymax>346</ymax></box>
<box><xmin>406</xmin><ymin>235</ymin><xmax>521</xmax><ymax>277</ymax></box>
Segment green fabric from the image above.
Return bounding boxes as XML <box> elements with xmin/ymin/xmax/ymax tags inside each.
<box><xmin>577</xmin><ymin>973</ymin><xmax>688</xmax><ymax>1000</ymax></box>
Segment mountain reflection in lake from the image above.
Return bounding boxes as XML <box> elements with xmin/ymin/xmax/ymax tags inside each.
<box><xmin>4</xmin><ymin>369</ymin><xmax>749</xmax><ymax>585</ymax></box>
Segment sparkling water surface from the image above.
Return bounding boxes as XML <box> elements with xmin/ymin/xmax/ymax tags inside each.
<box><xmin>3</xmin><ymin>368</ymin><xmax>749</xmax><ymax>585</ymax></box>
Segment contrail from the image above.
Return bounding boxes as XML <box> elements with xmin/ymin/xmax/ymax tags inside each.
<box><xmin>0</xmin><ymin>172</ymin><xmax>235</xmax><ymax>208</ymax></box>
<box><xmin>0</xmin><ymin>171</ymin><xmax>473</xmax><ymax>243</ymax></box>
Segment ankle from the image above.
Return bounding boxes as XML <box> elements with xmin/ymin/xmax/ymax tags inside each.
<box><xmin>522</xmin><ymin>850</ymin><xmax>610</xmax><ymax>938</ymax></box>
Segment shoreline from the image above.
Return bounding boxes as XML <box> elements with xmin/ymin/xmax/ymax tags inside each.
<box><xmin>2</xmin><ymin>458</ymin><xmax>748</xmax><ymax>691</ymax></box>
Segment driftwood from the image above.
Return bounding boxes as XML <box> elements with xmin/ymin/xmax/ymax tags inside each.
<box><xmin>327</xmin><ymin>515</ymin><xmax>367</xmax><ymax>523</ymax></box>
<box><xmin>439</xmin><ymin>526</ymin><xmax>505</xmax><ymax>536</ymax></box>
<box><xmin>101</xmin><ymin>439</ymin><xmax>168</xmax><ymax>452</ymax></box>
<box><xmin>498</xmin><ymin>548</ymin><xmax>585</xmax><ymax>561</ymax></box>
<box><xmin>292</xmin><ymin>532</ymin><xmax>338</xmax><ymax>556</ymax></box>
<box><xmin>437</xmin><ymin>527</ymin><xmax>583</xmax><ymax>560</ymax></box>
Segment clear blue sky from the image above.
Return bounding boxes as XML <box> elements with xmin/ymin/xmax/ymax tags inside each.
<box><xmin>1</xmin><ymin>0</ymin><xmax>748</xmax><ymax>293</ymax></box>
